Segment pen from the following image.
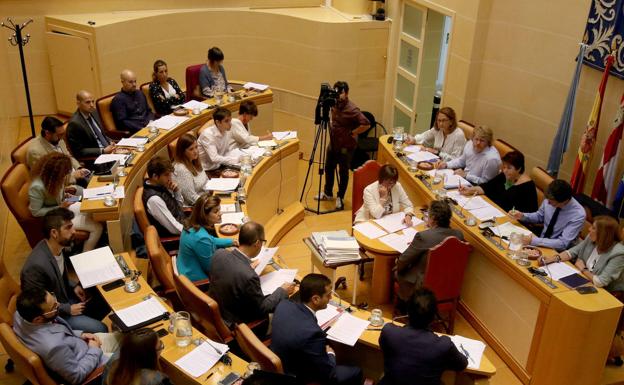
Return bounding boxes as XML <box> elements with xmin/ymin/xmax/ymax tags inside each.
<box><xmin>150</xmin><ymin>322</ymin><xmax>164</xmax><ymax>329</ymax></box>
<box><xmin>205</xmin><ymin>371</ymin><xmax>214</xmax><ymax>381</ymax></box>
<box><xmin>460</xmin><ymin>344</ymin><xmax>475</xmax><ymax>365</ymax></box>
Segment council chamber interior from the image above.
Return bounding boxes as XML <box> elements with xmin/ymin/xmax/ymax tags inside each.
<box><xmin>0</xmin><ymin>1</ymin><xmax>623</xmax><ymax>385</ymax></box>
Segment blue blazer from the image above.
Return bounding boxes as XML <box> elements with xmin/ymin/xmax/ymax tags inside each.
<box><xmin>270</xmin><ymin>300</ymin><xmax>337</xmax><ymax>384</ymax></box>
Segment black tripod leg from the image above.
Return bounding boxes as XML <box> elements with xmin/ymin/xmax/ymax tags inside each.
<box><xmin>300</xmin><ymin>122</ymin><xmax>323</xmax><ymax>203</ymax></box>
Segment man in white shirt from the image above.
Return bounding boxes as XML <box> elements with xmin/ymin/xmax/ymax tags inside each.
<box><xmin>142</xmin><ymin>157</ymin><xmax>186</xmax><ymax>237</ymax></box>
<box><xmin>198</xmin><ymin>107</ymin><xmax>240</xmax><ymax>171</ymax></box>
<box><xmin>228</xmin><ymin>100</ymin><xmax>273</xmax><ymax>151</ymax></box>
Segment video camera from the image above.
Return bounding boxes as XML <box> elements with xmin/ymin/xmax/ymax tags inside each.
<box><xmin>315</xmin><ymin>82</ymin><xmax>339</xmax><ymax>124</ymax></box>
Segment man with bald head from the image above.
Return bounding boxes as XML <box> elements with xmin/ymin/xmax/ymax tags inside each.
<box><xmin>67</xmin><ymin>90</ymin><xmax>116</xmax><ymax>164</ymax></box>
<box><xmin>110</xmin><ymin>69</ymin><xmax>154</xmax><ymax>134</ymax></box>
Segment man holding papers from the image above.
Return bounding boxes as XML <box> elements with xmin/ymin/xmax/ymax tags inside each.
<box><xmin>142</xmin><ymin>157</ymin><xmax>186</xmax><ymax>237</ymax></box>
<box><xmin>20</xmin><ymin>208</ymin><xmax>110</xmax><ymax>333</ymax></box>
<box><xmin>271</xmin><ymin>274</ymin><xmax>363</xmax><ymax>385</ymax></box>
<box><xmin>13</xmin><ymin>288</ymin><xmax>120</xmax><ymax>385</ymax></box>
<box><xmin>395</xmin><ymin>201</ymin><xmax>463</xmax><ymax>307</ymax></box>
<box><xmin>228</xmin><ymin>100</ymin><xmax>273</xmax><ymax>150</ymax></box>
<box><xmin>209</xmin><ymin>222</ymin><xmax>294</xmax><ymax>328</ymax></box>
<box><xmin>379</xmin><ymin>288</ymin><xmax>468</xmax><ymax>385</ymax></box>
<box><xmin>198</xmin><ymin>107</ymin><xmax>240</xmax><ymax>171</ymax></box>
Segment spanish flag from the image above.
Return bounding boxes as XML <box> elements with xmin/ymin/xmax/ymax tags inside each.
<box><xmin>570</xmin><ymin>53</ymin><xmax>615</xmax><ymax>194</ymax></box>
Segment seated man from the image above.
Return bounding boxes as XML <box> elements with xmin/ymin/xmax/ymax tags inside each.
<box><xmin>271</xmin><ymin>273</ymin><xmax>363</xmax><ymax>385</ymax></box>
<box><xmin>20</xmin><ymin>208</ymin><xmax>110</xmax><ymax>333</ymax></box>
<box><xmin>198</xmin><ymin>107</ymin><xmax>239</xmax><ymax>171</ymax></box>
<box><xmin>435</xmin><ymin>125</ymin><xmax>501</xmax><ymax>185</ymax></box>
<box><xmin>395</xmin><ymin>200</ymin><xmax>463</xmax><ymax>308</ymax></box>
<box><xmin>209</xmin><ymin>221</ymin><xmax>295</xmax><ymax>327</ymax></box>
<box><xmin>510</xmin><ymin>179</ymin><xmax>586</xmax><ymax>251</ymax></box>
<box><xmin>67</xmin><ymin>90</ymin><xmax>116</xmax><ymax>163</ymax></box>
<box><xmin>13</xmin><ymin>287</ymin><xmax>120</xmax><ymax>385</ymax></box>
<box><xmin>142</xmin><ymin>156</ymin><xmax>185</xmax><ymax>237</ymax></box>
<box><xmin>379</xmin><ymin>288</ymin><xmax>468</xmax><ymax>385</ymax></box>
<box><xmin>110</xmin><ymin>69</ymin><xmax>154</xmax><ymax>134</ymax></box>
<box><xmin>228</xmin><ymin>100</ymin><xmax>272</xmax><ymax>150</ymax></box>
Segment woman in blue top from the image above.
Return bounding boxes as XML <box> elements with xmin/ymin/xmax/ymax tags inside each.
<box><xmin>176</xmin><ymin>193</ymin><xmax>235</xmax><ymax>281</ymax></box>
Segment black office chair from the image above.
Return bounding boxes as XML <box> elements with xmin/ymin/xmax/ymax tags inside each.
<box><xmin>351</xmin><ymin>111</ymin><xmax>387</xmax><ymax>169</ymax></box>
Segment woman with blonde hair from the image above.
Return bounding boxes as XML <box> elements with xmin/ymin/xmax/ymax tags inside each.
<box><xmin>148</xmin><ymin>59</ymin><xmax>185</xmax><ymax>116</ymax></box>
<box><xmin>410</xmin><ymin>107</ymin><xmax>466</xmax><ymax>161</ymax></box>
<box><xmin>29</xmin><ymin>152</ymin><xmax>102</xmax><ymax>251</ymax></box>
<box><xmin>172</xmin><ymin>133</ymin><xmax>208</xmax><ymax>205</ymax></box>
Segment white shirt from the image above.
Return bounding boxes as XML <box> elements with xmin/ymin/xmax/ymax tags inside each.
<box><xmin>54</xmin><ymin>252</ymin><xmax>64</xmax><ymax>274</ymax></box>
<box><xmin>228</xmin><ymin>118</ymin><xmax>259</xmax><ymax>151</ymax></box>
<box><xmin>586</xmin><ymin>247</ymin><xmax>606</xmax><ymax>287</ymax></box>
<box><xmin>446</xmin><ymin>142</ymin><xmax>501</xmax><ymax>185</ymax></box>
<box><xmin>161</xmin><ymin>83</ymin><xmax>178</xmax><ymax>99</ymax></box>
<box><xmin>145</xmin><ymin>182</ymin><xmax>185</xmax><ymax>235</ymax></box>
<box><xmin>415</xmin><ymin>127</ymin><xmax>466</xmax><ymax>162</ymax></box>
<box><xmin>173</xmin><ymin>162</ymin><xmax>208</xmax><ymax>205</ymax></box>
<box><xmin>198</xmin><ymin>124</ymin><xmax>240</xmax><ymax>170</ymax></box>
<box><xmin>353</xmin><ymin>181</ymin><xmax>414</xmax><ymax>223</ymax></box>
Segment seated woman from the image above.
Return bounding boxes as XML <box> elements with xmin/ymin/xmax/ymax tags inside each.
<box><xmin>176</xmin><ymin>193</ymin><xmax>235</xmax><ymax>281</ymax></box>
<box><xmin>28</xmin><ymin>153</ymin><xmax>102</xmax><ymax>251</ymax></box>
<box><xmin>540</xmin><ymin>215</ymin><xmax>624</xmax><ymax>291</ymax></box>
<box><xmin>173</xmin><ymin>133</ymin><xmax>208</xmax><ymax>205</ymax></box>
<box><xmin>149</xmin><ymin>59</ymin><xmax>186</xmax><ymax>117</ymax></box>
<box><xmin>103</xmin><ymin>328</ymin><xmax>172</xmax><ymax>385</ymax></box>
<box><xmin>199</xmin><ymin>46</ymin><xmax>231</xmax><ymax>98</ymax></box>
<box><xmin>354</xmin><ymin>164</ymin><xmax>415</xmax><ymax>224</ymax></box>
<box><xmin>435</xmin><ymin>125</ymin><xmax>501</xmax><ymax>185</ymax></box>
<box><xmin>408</xmin><ymin>107</ymin><xmax>466</xmax><ymax>162</ymax></box>
<box><xmin>459</xmin><ymin>150</ymin><xmax>537</xmax><ymax>213</ymax></box>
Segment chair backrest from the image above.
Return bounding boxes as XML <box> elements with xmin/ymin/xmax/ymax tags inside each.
<box><xmin>0</xmin><ymin>323</ymin><xmax>58</xmax><ymax>385</ymax></box>
<box><xmin>359</xmin><ymin>111</ymin><xmax>376</xmax><ymax>139</ymax></box>
<box><xmin>96</xmin><ymin>92</ymin><xmax>131</xmax><ymax>139</ymax></box>
<box><xmin>530</xmin><ymin>166</ymin><xmax>553</xmax><ymax>206</ymax></box>
<box><xmin>140</xmin><ymin>82</ymin><xmax>156</xmax><ymax>115</ymax></box>
<box><xmin>457</xmin><ymin>120</ymin><xmax>474</xmax><ymax>140</ymax></box>
<box><xmin>493</xmin><ymin>138</ymin><xmax>518</xmax><ymax>158</ymax></box>
<box><xmin>0</xmin><ymin>257</ymin><xmax>20</xmax><ymax>325</ymax></box>
<box><xmin>144</xmin><ymin>225</ymin><xmax>176</xmax><ymax>292</ymax></box>
<box><xmin>351</xmin><ymin>160</ymin><xmax>382</xmax><ymax>222</ymax></box>
<box><xmin>1</xmin><ymin>163</ymin><xmax>44</xmax><ymax>248</ymax></box>
<box><xmin>172</xmin><ymin>273</ymin><xmax>232</xmax><ymax>343</ymax></box>
<box><xmin>423</xmin><ymin>236</ymin><xmax>472</xmax><ymax>302</ymax></box>
<box><xmin>134</xmin><ymin>186</ymin><xmax>150</xmax><ymax>235</ymax></box>
<box><xmin>185</xmin><ymin>64</ymin><xmax>203</xmax><ymax>101</ymax></box>
<box><xmin>11</xmin><ymin>137</ymin><xmax>34</xmax><ymax>165</ymax></box>
<box><xmin>234</xmin><ymin>323</ymin><xmax>283</xmax><ymax>373</ymax></box>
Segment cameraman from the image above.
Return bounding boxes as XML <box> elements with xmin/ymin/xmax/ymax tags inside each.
<box><xmin>315</xmin><ymin>81</ymin><xmax>370</xmax><ymax>210</ymax></box>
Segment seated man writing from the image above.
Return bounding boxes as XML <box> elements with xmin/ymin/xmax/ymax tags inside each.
<box><xmin>509</xmin><ymin>179</ymin><xmax>586</xmax><ymax>251</ymax></box>
<box><xmin>198</xmin><ymin>107</ymin><xmax>240</xmax><ymax>171</ymax></box>
<box><xmin>228</xmin><ymin>100</ymin><xmax>272</xmax><ymax>150</ymax></box>
<box><xmin>209</xmin><ymin>221</ymin><xmax>295</xmax><ymax>328</ymax></box>
<box><xmin>142</xmin><ymin>156</ymin><xmax>186</xmax><ymax>237</ymax></box>
<box><xmin>13</xmin><ymin>287</ymin><xmax>120</xmax><ymax>385</ymax></box>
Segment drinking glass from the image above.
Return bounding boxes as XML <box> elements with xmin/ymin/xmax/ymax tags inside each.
<box><xmin>369</xmin><ymin>309</ymin><xmax>384</xmax><ymax>327</ymax></box>
<box><xmin>173</xmin><ymin>311</ymin><xmax>192</xmax><ymax>347</ymax></box>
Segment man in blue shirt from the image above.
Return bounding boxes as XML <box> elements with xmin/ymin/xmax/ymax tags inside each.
<box><xmin>510</xmin><ymin>179</ymin><xmax>586</xmax><ymax>251</ymax></box>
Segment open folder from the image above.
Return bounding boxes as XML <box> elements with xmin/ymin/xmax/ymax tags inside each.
<box><xmin>69</xmin><ymin>246</ymin><xmax>125</xmax><ymax>288</ymax></box>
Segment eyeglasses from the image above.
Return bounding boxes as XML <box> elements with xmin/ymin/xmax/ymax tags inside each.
<box><xmin>42</xmin><ymin>293</ymin><xmax>59</xmax><ymax>317</ymax></box>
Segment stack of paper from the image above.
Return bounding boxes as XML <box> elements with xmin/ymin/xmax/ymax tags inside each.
<box><xmin>220</xmin><ymin>212</ymin><xmax>245</xmax><ymax>225</ymax></box>
<box><xmin>153</xmin><ymin>115</ymin><xmax>188</xmax><ymax>130</ymax></box>
<box><xmin>83</xmin><ymin>185</ymin><xmax>125</xmax><ymax>200</ymax></box>
<box><xmin>243</xmin><ymin>82</ymin><xmax>269</xmax><ymax>91</ymax></box>
<box><xmin>69</xmin><ymin>246</ymin><xmax>125</xmax><ymax>288</ymax></box>
<box><xmin>326</xmin><ymin>313</ymin><xmax>370</xmax><ymax>346</ymax></box>
<box><xmin>353</xmin><ymin>222</ymin><xmax>388</xmax><ymax>239</ymax></box>
<box><xmin>181</xmin><ymin>100</ymin><xmax>210</xmax><ymax>111</ymax></box>
<box><xmin>443</xmin><ymin>174</ymin><xmax>471</xmax><ymax>189</ymax></box>
<box><xmin>220</xmin><ymin>203</ymin><xmax>237</xmax><ymax>213</ymax></box>
<box><xmin>258</xmin><ymin>140</ymin><xmax>278</xmax><ymax>148</ymax></box>
<box><xmin>489</xmin><ymin>222</ymin><xmax>533</xmax><ymax>238</ymax></box>
<box><xmin>406</xmin><ymin>151</ymin><xmax>439</xmax><ymax>163</ymax></box>
<box><xmin>311</xmin><ymin>231</ymin><xmax>361</xmax><ymax>263</ymax></box>
<box><xmin>175</xmin><ymin>340</ymin><xmax>229</xmax><ymax>378</ymax></box>
<box><xmin>116</xmin><ymin>137</ymin><xmax>148</xmax><ymax>148</ymax></box>
<box><xmin>378</xmin><ymin>229</ymin><xmax>417</xmax><ymax>253</ymax></box>
<box><xmin>373</xmin><ymin>212</ymin><xmax>409</xmax><ymax>233</ymax></box>
<box><xmin>403</xmin><ymin>145</ymin><xmax>422</xmax><ymax>153</ymax></box>
<box><xmin>240</xmin><ymin>146</ymin><xmax>266</xmax><ymax>159</ymax></box>
<box><xmin>316</xmin><ymin>304</ymin><xmax>342</xmax><ymax>329</ymax></box>
<box><xmin>469</xmin><ymin>205</ymin><xmax>505</xmax><ymax>221</ymax></box>
<box><xmin>252</xmin><ymin>247</ymin><xmax>279</xmax><ymax>275</ymax></box>
<box><xmin>114</xmin><ymin>297</ymin><xmax>168</xmax><ymax>327</ymax></box>
<box><xmin>272</xmin><ymin>131</ymin><xmax>297</xmax><ymax>140</ymax></box>
<box><xmin>450</xmin><ymin>335</ymin><xmax>486</xmax><ymax>370</ymax></box>
<box><xmin>543</xmin><ymin>262</ymin><xmax>580</xmax><ymax>280</ymax></box>
<box><xmin>94</xmin><ymin>154</ymin><xmax>128</xmax><ymax>165</ymax></box>
<box><xmin>259</xmin><ymin>269</ymin><xmax>298</xmax><ymax>295</ymax></box>
<box><xmin>204</xmin><ymin>178</ymin><xmax>240</xmax><ymax>192</ymax></box>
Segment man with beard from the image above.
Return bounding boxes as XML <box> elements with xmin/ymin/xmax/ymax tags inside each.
<box><xmin>20</xmin><ymin>208</ymin><xmax>110</xmax><ymax>333</ymax></box>
<box><xmin>314</xmin><ymin>81</ymin><xmax>370</xmax><ymax>210</ymax></box>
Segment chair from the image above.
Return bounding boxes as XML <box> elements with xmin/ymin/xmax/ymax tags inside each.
<box><xmin>140</xmin><ymin>82</ymin><xmax>156</xmax><ymax>116</ymax></box>
<box><xmin>234</xmin><ymin>323</ymin><xmax>283</xmax><ymax>373</ymax></box>
<box><xmin>530</xmin><ymin>166</ymin><xmax>553</xmax><ymax>207</ymax></box>
<box><xmin>134</xmin><ymin>186</ymin><xmax>180</xmax><ymax>250</ymax></box>
<box><xmin>185</xmin><ymin>64</ymin><xmax>204</xmax><ymax>101</ymax></box>
<box><xmin>144</xmin><ymin>225</ymin><xmax>177</xmax><ymax>296</ymax></box>
<box><xmin>351</xmin><ymin>160</ymin><xmax>382</xmax><ymax>223</ymax></box>
<box><xmin>422</xmin><ymin>236</ymin><xmax>472</xmax><ymax>334</ymax></box>
<box><xmin>0</xmin><ymin>257</ymin><xmax>19</xmax><ymax>325</ymax></box>
<box><xmin>10</xmin><ymin>137</ymin><xmax>34</xmax><ymax>165</ymax></box>
<box><xmin>493</xmin><ymin>138</ymin><xmax>518</xmax><ymax>158</ymax></box>
<box><xmin>95</xmin><ymin>92</ymin><xmax>131</xmax><ymax>139</ymax></box>
<box><xmin>352</xmin><ymin>111</ymin><xmax>387</xmax><ymax>169</ymax></box>
<box><xmin>457</xmin><ymin>120</ymin><xmax>474</xmax><ymax>140</ymax></box>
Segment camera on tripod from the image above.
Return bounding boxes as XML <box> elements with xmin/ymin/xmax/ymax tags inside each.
<box><xmin>315</xmin><ymin>82</ymin><xmax>338</xmax><ymax>124</ymax></box>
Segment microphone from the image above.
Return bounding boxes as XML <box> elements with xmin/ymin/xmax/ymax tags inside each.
<box><xmin>330</xmin><ymin>290</ymin><xmax>352</xmax><ymax>312</ymax></box>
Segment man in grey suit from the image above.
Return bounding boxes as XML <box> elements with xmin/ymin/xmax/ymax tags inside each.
<box><xmin>13</xmin><ymin>287</ymin><xmax>120</xmax><ymax>385</ymax></box>
<box><xmin>395</xmin><ymin>200</ymin><xmax>464</xmax><ymax>307</ymax></box>
<box><xmin>209</xmin><ymin>221</ymin><xmax>296</xmax><ymax>327</ymax></box>
<box><xmin>20</xmin><ymin>208</ymin><xmax>110</xmax><ymax>333</ymax></box>
<box><xmin>67</xmin><ymin>90</ymin><xmax>116</xmax><ymax>164</ymax></box>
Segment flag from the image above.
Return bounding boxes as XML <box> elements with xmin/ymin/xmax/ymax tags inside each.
<box><xmin>547</xmin><ymin>44</ymin><xmax>587</xmax><ymax>176</ymax></box>
<box><xmin>591</xmin><ymin>93</ymin><xmax>624</xmax><ymax>207</ymax></box>
<box><xmin>570</xmin><ymin>53</ymin><xmax>615</xmax><ymax>194</ymax></box>
<box><xmin>613</xmin><ymin>173</ymin><xmax>624</xmax><ymax>218</ymax></box>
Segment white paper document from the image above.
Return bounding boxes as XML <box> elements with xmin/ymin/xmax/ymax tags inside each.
<box><xmin>489</xmin><ymin>222</ymin><xmax>533</xmax><ymax>238</ymax></box>
<box><xmin>258</xmin><ymin>139</ymin><xmax>278</xmax><ymax>148</ymax></box>
<box><xmin>220</xmin><ymin>203</ymin><xmax>237</xmax><ymax>213</ymax></box>
<box><xmin>94</xmin><ymin>154</ymin><xmax>128</xmax><ymax>165</ymax></box>
<box><xmin>326</xmin><ymin>312</ymin><xmax>369</xmax><ymax>346</ymax></box>
<box><xmin>114</xmin><ymin>296</ymin><xmax>168</xmax><ymax>328</ymax></box>
<box><xmin>243</xmin><ymin>82</ymin><xmax>269</xmax><ymax>91</ymax></box>
<box><xmin>116</xmin><ymin>137</ymin><xmax>148</xmax><ymax>148</ymax></box>
<box><xmin>69</xmin><ymin>246</ymin><xmax>125</xmax><ymax>288</ymax></box>
<box><xmin>426</xmin><ymin>169</ymin><xmax>454</xmax><ymax>178</ymax></box>
<box><xmin>153</xmin><ymin>115</ymin><xmax>188</xmax><ymax>130</ymax></box>
<box><xmin>406</xmin><ymin>151</ymin><xmax>439</xmax><ymax>163</ymax></box>
<box><xmin>373</xmin><ymin>212</ymin><xmax>408</xmax><ymax>233</ymax></box>
<box><xmin>84</xmin><ymin>186</ymin><xmax>125</xmax><ymax>200</ymax></box>
<box><xmin>181</xmin><ymin>100</ymin><xmax>210</xmax><ymax>111</ymax></box>
<box><xmin>544</xmin><ymin>262</ymin><xmax>580</xmax><ymax>280</ymax></box>
<box><xmin>175</xmin><ymin>340</ymin><xmax>229</xmax><ymax>378</ymax></box>
<box><xmin>82</xmin><ymin>184</ymin><xmax>114</xmax><ymax>199</ymax></box>
<box><xmin>316</xmin><ymin>304</ymin><xmax>342</xmax><ymax>328</ymax></box>
<box><xmin>259</xmin><ymin>269</ymin><xmax>297</xmax><ymax>295</ymax></box>
<box><xmin>469</xmin><ymin>205</ymin><xmax>505</xmax><ymax>221</ymax></box>
<box><xmin>252</xmin><ymin>246</ymin><xmax>279</xmax><ymax>275</ymax></box>
<box><xmin>240</xmin><ymin>145</ymin><xmax>266</xmax><ymax>159</ymax></box>
<box><xmin>450</xmin><ymin>335</ymin><xmax>486</xmax><ymax>370</ymax></box>
<box><xmin>402</xmin><ymin>226</ymin><xmax>418</xmax><ymax>240</ymax></box>
<box><xmin>353</xmin><ymin>221</ymin><xmax>388</xmax><ymax>239</ymax></box>
<box><xmin>378</xmin><ymin>232</ymin><xmax>412</xmax><ymax>253</ymax></box>
<box><xmin>272</xmin><ymin>131</ymin><xmax>297</xmax><ymax>140</ymax></box>
<box><xmin>204</xmin><ymin>178</ymin><xmax>240</xmax><ymax>192</ymax></box>
<box><xmin>220</xmin><ymin>212</ymin><xmax>245</xmax><ymax>225</ymax></box>
<box><xmin>443</xmin><ymin>174</ymin><xmax>471</xmax><ymax>189</ymax></box>
<box><xmin>403</xmin><ymin>145</ymin><xmax>422</xmax><ymax>153</ymax></box>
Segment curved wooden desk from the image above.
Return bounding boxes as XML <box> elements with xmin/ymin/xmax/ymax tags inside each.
<box><xmin>80</xmin><ymin>87</ymin><xmax>304</xmax><ymax>252</ymax></box>
<box><xmin>373</xmin><ymin>135</ymin><xmax>622</xmax><ymax>385</ymax></box>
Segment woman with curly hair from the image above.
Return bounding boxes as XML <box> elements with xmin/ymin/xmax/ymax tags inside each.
<box><xmin>29</xmin><ymin>152</ymin><xmax>102</xmax><ymax>251</ymax></box>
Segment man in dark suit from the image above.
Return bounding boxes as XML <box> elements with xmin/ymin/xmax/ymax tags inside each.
<box><xmin>209</xmin><ymin>221</ymin><xmax>295</xmax><ymax>327</ymax></box>
<box><xmin>67</xmin><ymin>90</ymin><xmax>116</xmax><ymax>164</ymax></box>
<box><xmin>378</xmin><ymin>288</ymin><xmax>468</xmax><ymax>385</ymax></box>
<box><xmin>395</xmin><ymin>200</ymin><xmax>464</xmax><ymax>306</ymax></box>
<box><xmin>270</xmin><ymin>274</ymin><xmax>362</xmax><ymax>385</ymax></box>
<box><xmin>110</xmin><ymin>69</ymin><xmax>154</xmax><ymax>133</ymax></box>
<box><xmin>20</xmin><ymin>208</ymin><xmax>109</xmax><ymax>333</ymax></box>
